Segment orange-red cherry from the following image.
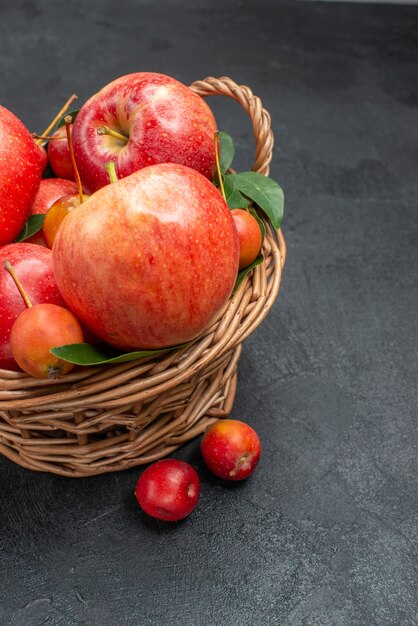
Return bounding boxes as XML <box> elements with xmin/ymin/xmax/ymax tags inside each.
<box><xmin>231</xmin><ymin>209</ymin><xmax>262</xmax><ymax>270</ymax></box>
<box><xmin>10</xmin><ymin>303</ymin><xmax>83</xmax><ymax>379</ymax></box>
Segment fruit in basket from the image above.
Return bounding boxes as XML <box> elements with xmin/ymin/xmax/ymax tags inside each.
<box><xmin>25</xmin><ymin>178</ymin><xmax>79</xmax><ymax>246</ymax></box>
<box><xmin>72</xmin><ymin>72</ymin><xmax>217</xmax><ymax>193</ymax></box>
<box><xmin>135</xmin><ymin>459</ymin><xmax>200</xmax><ymax>521</ymax></box>
<box><xmin>0</xmin><ymin>243</ymin><xmax>65</xmax><ymax>371</ymax></box>
<box><xmin>43</xmin><ymin>192</ymin><xmax>89</xmax><ymax>248</ymax></box>
<box><xmin>34</xmin><ymin>142</ymin><xmax>48</xmax><ymax>173</ymax></box>
<box><xmin>0</xmin><ymin>105</ymin><xmax>43</xmax><ymax>245</ymax></box>
<box><xmin>201</xmin><ymin>419</ymin><xmax>261</xmax><ymax>480</ymax></box>
<box><xmin>53</xmin><ymin>163</ymin><xmax>239</xmax><ymax>350</ymax></box>
<box><xmin>10</xmin><ymin>302</ymin><xmax>83</xmax><ymax>378</ymax></box>
<box><xmin>30</xmin><ymin>178</ymin><xmax>79</xmax><ymax>215</ymax></box>
<box><xmin>231</xmin><ymin>209</ymin><xmax>263</xmax><ymax>270</ymax></box>
<box><xmin>47</xmin><ymin>124</ymin><xmax>74</xmax><ymax>180</ymax></box>
<box><xmin>43</xmin><ymin>116</ymin><xmax>89</xmax><ymax>248</ymax></box>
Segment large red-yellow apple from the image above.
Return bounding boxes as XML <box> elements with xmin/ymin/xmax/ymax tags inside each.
<box><xmin>52</xmin><ymin>163</ymin><xmax>239</xmax><ymax>350</ymax></box>
<box><xmin>72</xmin><ymin>72</ymin><xmax>217</xmax><ymax>193</ymax></box>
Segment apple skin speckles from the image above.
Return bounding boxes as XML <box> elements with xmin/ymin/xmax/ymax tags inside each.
<box><xmin>72</xmin><ymin>72</ymin><xmax>217</xmax><ymax>194</ymax></box>
<box><xmin>53</xmin><ymin>163</ymin><xmax>239</xmax><ymax>351</ymax></box>
<box><xmin>0</xmin><ymin>105</ymin><xmax>43</xmax><ymax>245</ymax></box>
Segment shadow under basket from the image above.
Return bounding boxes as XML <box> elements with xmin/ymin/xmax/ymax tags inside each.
<box><xmin>0</xmin><ymin>76</ymin><xmax>286</xmax><ymax>477</ymax></box>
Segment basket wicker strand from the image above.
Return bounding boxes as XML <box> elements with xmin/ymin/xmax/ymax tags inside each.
<box><xmin>0</xmin><ymin>77</ymin><xmax>286</xmax><ymax>477</ymax></box>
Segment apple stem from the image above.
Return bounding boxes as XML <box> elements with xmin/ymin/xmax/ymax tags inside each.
<box><xmin>214</xmin><ymin>131</ymin><xmax>226</xmax><ymax>203</ymax></box>
<box><xmin>36</xmin><ymin>94</ymin><xmax>78</xmax><ymax>145</ymax></box>
<box><xmin>105</xmin><ymin>161</ymin><xmax>118</xmax><ymax>184</ymax></box>
<box><xmin>97</xmin><ymin>126</ymin><xmax>129</xmax><ymax>144</ymax></box>
<box><xmin>64</xmin><ymin>115</ymin><xmax>84</xmax><ymax>204</ymax></box>
<box><xmin>4</xmin><ymin>260</ymin><xmax>32</xmax><ymax>308</ymax></box>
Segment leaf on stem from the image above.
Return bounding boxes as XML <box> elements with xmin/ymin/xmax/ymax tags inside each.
<box><xmin>50</xmin><ymin>342</ymin><xmax>182</xmax><ymax>366</ymax></box>
<box><xmin>227</xmin><ymin>171</ymin><xmax>284</xmax><ymax>230</ymax></box>
<box><xmin>14</xmin><ymin>214</ymin><xmax>45</xmax><ymax>242</ymax></box>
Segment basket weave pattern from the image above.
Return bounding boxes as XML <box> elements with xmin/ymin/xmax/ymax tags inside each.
<box><xmin>0</xmin><ymin>77</ymin><xmax>286</xmax><ymax>477</ymax></box>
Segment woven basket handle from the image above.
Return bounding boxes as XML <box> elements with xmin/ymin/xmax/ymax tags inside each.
<box><xmin>190</xmin><ymin>76</ymin><xmax>274</xmax><ymax>176</ymax></box>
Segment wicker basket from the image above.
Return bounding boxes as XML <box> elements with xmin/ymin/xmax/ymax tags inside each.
<box><xmin>0</xmin><ymin>77</ymin><xmax>286</xmax><ymax>477</ymax></box>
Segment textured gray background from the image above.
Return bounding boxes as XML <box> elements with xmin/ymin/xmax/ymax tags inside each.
<box><xmin>0</xmin><ymin>1</ymin><xmax>417</xmax><ymax>625</ymax></box>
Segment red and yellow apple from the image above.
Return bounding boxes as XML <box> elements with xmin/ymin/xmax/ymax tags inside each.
<box><xmin>72</xmin><ymin>72</ymin><xmax>218</xmax><ymax>193</ymax></box>
<box><xmin>0</xmin><ymin>105</ymin><xmax>43</xmax><ymax>245</ymax></box>
<box><xmin>53</xmin><ymin>163</ymin><xmax>239</xmax><ymax>350</ymax></box>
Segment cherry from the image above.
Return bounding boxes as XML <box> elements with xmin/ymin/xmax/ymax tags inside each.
<box><xmin>47</xmin><ymin>124</ymin><xmax>74</xmax><ymax>180</ymax></box>
<box><xmin>135</xmin><ymin>459</ymin><xmax>200</xmax><ymax>521</ymax></box>
<box><xmin>201</xmin><ymin>419</ymin><xmax>261</xmax><ymax>481</ymax></box>
<box><xmin>213</xmin><ymin>131</ymin><xmax>262</xmax><ymax>270</ymax></box>
<box><xmin>231</xmin><ymin>209</ymin><xmax>262</xmax><ymax>270</ymax></box>
<box><xmin>42</xmin><ymin>115</ymin><xmax>89</xmax><ymax>248</ymax></box>
<box><xmin>4</xmin><ymin>260</ymin><xmax>83</xmax><ymax>379</ymax></box>
<box><xmin>43</xmin><ymin>192</ymin><xmax>89</xmax><ymax>248</ymax></box>
<box><xmin>32</xmin><ymin>93</ymin><xmax>78</xmax><ymax>174</ymax></box>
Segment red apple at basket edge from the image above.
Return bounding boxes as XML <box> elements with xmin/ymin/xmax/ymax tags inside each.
<box><xmin>34</xmin><ymin>142</ymin><xmax>48</xmax><ymax>173</ymax></box>
<box><xmin>201</xmin><ymin>419</ymin><xmax>261</xmax><ymax>481</ymax></box>
<box><xmin>0</xmin><ymin>243</ymin><xmax>65</xmax><ymax>371</ymax></box>
<box><xmin>71</xmin><ymin>72</ymin><xmax>217</xmax><ymax>193</ymax></box>
<box><xmin>53</xmin><ymin>163</ymin><xmax>240</xmax><ymax>350</ymax></box>
<box><xmin>0</xmin><ymin>105</ymin><xmax>43</xmax><ymax>245</ymax></box>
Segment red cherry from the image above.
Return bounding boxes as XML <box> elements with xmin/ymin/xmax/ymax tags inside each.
<box><xmin>43</xmin><ymin>193</ymin><xmax>89</xmax><ymax>248</ymax></box>
<box><xmin>135</xmin><ymin>459</ymin><xmax>200</xmax><ymax>521</ymax></box>
<box><xmin>201</xmin><ymin>419</ymin><xmax>261</xmax><ymax>481</ymax></box>
<box><xmin>10</xmin><ymin>303</ymin><xmax>84</xmax><ymax>379</ymax></box>
<box><xmin>47</xmin><ymin>124</ymin><xmax>75</xmax><ymax>180</ymax></box>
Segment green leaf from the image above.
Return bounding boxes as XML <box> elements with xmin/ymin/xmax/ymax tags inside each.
<box><xmin>249</xmin><ymin>208</ymin><xmax>266</xmax><ymax>243</ymax></box>
<box><xmin>219</xmin><ymin>131</ymin><xmax>235</xmax><ymax>173</ymax></box>
<box><xmin>14</xmin><ymin>214</ymin><xmax>45</xmax><ymax>242</ymax></box>
<box><xmin>233</xmin><ymin>253</ymin><xmax>264</xmax><ymax>293</ymax></box>
<box><xmin>50</xmin><ymin>342</ymin><xmax>181</xmax><ymax>366</ymax></box>
<box><xmin>56</xmin><ymin>109</ymin><xmax>80</xmax><ymax>129</ymax></box>
<box><xmin>223</xmin><ymin>175</ymin><xmax>250</xmax><ymax>209</ymax></box>
<box><xmin>228</xmin><ymin>172</ymin><xmax>284</xmax><ymax>230</ymax></box>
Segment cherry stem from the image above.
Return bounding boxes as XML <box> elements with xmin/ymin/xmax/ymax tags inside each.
<box><xmin>105</xmin><ymin>161</ymin><xmax>118</xmax><ymax>184</ymax></box>
<box><xmin>229</xmin><ymin>453</ymin><xmax>249</xmax><ymax>478</ymax></box>
<box><xmin>214</xmin><ymin>131</ymin><xmax>226</xmax><ymax>203</ymax></box>
<box><xmin>4</xmin><ymin>260</ymin><xmax>32</xmax><ymax>308</ymax></box>
<box><xmin>36</xmin><ymin>94</ymin><xmax>78</xmax><ymax>145</ymax></box>
<box><xmin>32</xmin><ymin>133</ymin><xmax>63</xmax><ymax>141</ymax></box>
<box><xmin>97</xmin><ymin>126</ymin><xmax>129</xmax><ymax>143</ymax></box>
<box><xmin>64</xmin><ymin>115</ymin><xmax>84</xmax><ymax>204</ymax></box>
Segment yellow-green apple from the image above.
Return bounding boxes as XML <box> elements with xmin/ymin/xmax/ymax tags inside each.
<box><xmin>53</xmin><ymin>163</ymin><xmax>239</xmax><ymax>350</ymax></box>
<box><xmin>0</xmin><ymin>243</ymin><xmax>65</xmax><ymax>371</ymax></box>
<box><xmin>0</xmin><ymin>105</ymin><xmax>43</xmax><ymax>245</ymax></box>
<box><xmin>71</xmin><ymin>72</ymin><xmax>217</xmax><ymax>194</ymax></box>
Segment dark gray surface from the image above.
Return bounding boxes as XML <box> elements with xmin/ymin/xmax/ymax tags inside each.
<box><xmin>0</xmin><ymin>1</ymin><xmax>417</xmax><ymax>625</ymax></box>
